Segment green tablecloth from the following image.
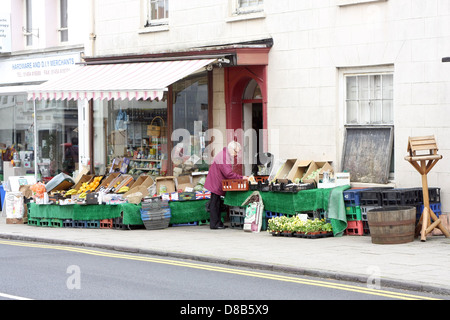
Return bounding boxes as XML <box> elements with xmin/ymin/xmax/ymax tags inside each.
<box><xmin>28</xmin><ymin>199</ymin><xmax>212</xmax><ymax>226</ymax></box>
<box><xmin>224</xmin><ymin>186</ymin><xmax>349</xmax><ymax>214</ymax></box>
<box><xmin>224</xmin><ymin>185</ymin><xmax>350</xmax><ymax>237</ymax></box>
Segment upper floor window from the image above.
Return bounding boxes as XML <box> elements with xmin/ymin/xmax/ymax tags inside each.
<box><xmin>145</xmin><ymin>0</ymin><xmax>169</xmax><ymax>27</ymax></box>
<box><xmin>345</xmin><ymin>73</ymin><xmax>393</xmax><ymax>125</ymax></box>
<box><xmin>59</xmin><ymin>0</ymin><xmax>68</xmax><ymax>42</ymax></box>
<box><xmin>25</xmin><ymin>0</ymin><xmax>33</xmax><ymax>46</ymax></box>
<box><xmin>235</xmin><ymin>0</ymin><xmax>264</xmax><ymax>14</ymax></box>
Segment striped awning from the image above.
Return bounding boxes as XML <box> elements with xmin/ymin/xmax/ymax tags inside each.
<box><xmin>27</xmin><ymin>59</ymin><xmax>216</xmax><ymax>101</ymax></box>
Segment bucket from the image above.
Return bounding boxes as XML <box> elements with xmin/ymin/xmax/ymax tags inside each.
<box><xmin>367</xmin><ymin>206</ymin><xmax>416</xmax><ymax>244</ymax></box>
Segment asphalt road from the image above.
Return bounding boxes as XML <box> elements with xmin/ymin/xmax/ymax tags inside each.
<box><xmin>0</xmin><ymin>239</ymin><xmax>446</xmax><ymax>305</ymax></box>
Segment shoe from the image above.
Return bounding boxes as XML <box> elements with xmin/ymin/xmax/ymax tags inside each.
<box><xmin>211</xmin><ymin>225</ymin><xmax>228</xmax><ymax>229</ymax></box>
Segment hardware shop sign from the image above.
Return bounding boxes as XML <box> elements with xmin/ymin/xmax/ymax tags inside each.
<box><xmin>0</xmin><ymin>52</ymin><xmax>81</xmax><ymax>85</ymax></box>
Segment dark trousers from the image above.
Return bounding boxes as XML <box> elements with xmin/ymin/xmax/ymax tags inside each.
<box><xmin>209</xmin><ymin>193</ymin><xmax>223</xmax><ymax>229</ymax></box>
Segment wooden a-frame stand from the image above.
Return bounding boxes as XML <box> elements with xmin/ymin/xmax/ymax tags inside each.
<box><xmin>405</xmin><ymin>136</ymin><xmax>450</xmax><ymax>241</ymax></box>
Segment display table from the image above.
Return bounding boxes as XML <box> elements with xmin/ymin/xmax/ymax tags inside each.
<box><xmin>28</xmin><ymin>199</ymin><xmax>211</xmax><ymax>226</ymax></box>
<box><xmin>224</xmin><ymin>185</ymin><xmax>350</xmax><ymax>236</ymax></box>
<box><xmin>224</xmin><ymin>185</ymin><xmax>348</xmax><ymax>214</ymax></box>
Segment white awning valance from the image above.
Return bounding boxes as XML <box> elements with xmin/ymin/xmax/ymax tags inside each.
<box><xmin>27</xmin><ymin>59</ymin><xmax>216</xmax><ymax>101</ymax></box>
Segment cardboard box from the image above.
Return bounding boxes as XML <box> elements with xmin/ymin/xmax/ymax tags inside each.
<box><xmin>335</xmin><ymin>172</ymin><xmax>350</xmax><ymax>186</ymax></box>
<box><xmin>129</xmin><ymin>175</ymin><xmax>154</xmax><ymax>189</ymax></box>
<box><xmin>123</xmin><ymin>185</ymin><xmax>150</xmax><ymax>198</ymax></box>
<box><xmin>73</xmin><ymin>175</ymin><xmax>94</xmax><ymax>191</ymax></box>
<box><xmin>302</xmin><ymin>161</ymin><xmax>334</xmax><ymax>184</ymax></box>
<box><xmin>155</xmin><ymin>176</ymin><xmax>176</xmax><ymax>195</ymax></box>
<box><xmin>96</xmin><ymin>172</ymin><xmax>121</xmax><ymax>192</ymax></box>
<box><xmin>287</xmin><ymin>160</ymin><xmax>313</xmax><ymax>182</ymax></box>
<box><xmin>6</xmin><ymin>218</ymin><xmax>24</xmax><ymax>224</ymax></box>
<box><xmin>176</xmin><ymin>175</ymin><xmax>193</xmax><ymax>192</ymax></box>
<box><xmin>114</xmin><ymin>174</ymin><xmax>134</xmax><ymax>193</ymax></box>
<box><xmin>192</xmin><ymin>171</ymin><xmax>208</xmax><ymax>187</ymax></box>
<box><xmin>274</xmin><ymin>159</ymin><xmax>298</xmax><ymax>181</ymax></box>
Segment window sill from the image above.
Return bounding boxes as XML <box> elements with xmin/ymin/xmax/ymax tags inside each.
<box><xmin>226</xmin><ymin>11</ymin><xmax>266</xmax><ymax>23</ymax></box>
<box><xmin>337</xmin><ymin>0</ymin><xmax>387</xmax><ymax>6</ymax></box>
<box><xmin>138</xmin><ymin>24</ymin><xmax>169</xmax><ymax>34</ymax></box>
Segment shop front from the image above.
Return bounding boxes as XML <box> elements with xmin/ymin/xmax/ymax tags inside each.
<box><xmin>0</xmin><ymin>51</ymin><xmax>82</xmax><ymax>184</ymax></box>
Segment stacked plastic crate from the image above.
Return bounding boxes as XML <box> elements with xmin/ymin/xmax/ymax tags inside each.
<box><xmin>416</xmin><ymin>188</ymin><xmax>441</xmax><ymax>222</ymax></box>
<box><xmin>140</xmin><ymin>197</ymin><xmax>171</xmax><ymax>230</ymax></box>
<box><xmin>343</xmin><ymin>189</ymin><xmax>367</xmax><ymax>236</ymax></box>
<box><xmin>229</xmin><ymin>206</ymin><xmax>246</xmax><ymax>229</ymax></box>
<box><xmin>357</xmin><ymin>187</ymin><xmax>441</xmax><ymax>233</ymax></box>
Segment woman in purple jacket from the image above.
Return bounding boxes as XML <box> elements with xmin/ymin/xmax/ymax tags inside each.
<box><xmin>204</xmin><ymin>141</ymin><xmax>248</xmax><ymax>229</ymax></box>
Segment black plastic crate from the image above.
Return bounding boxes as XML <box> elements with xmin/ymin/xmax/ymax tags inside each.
<box><xmin>417</xmin><ymin>187</ymin><xmax>441</xmax><ymax>203</ymax></box>
<box><xmin>381</xmin><ymin>188</ymin><xmax>420</xmax><ymax>206</ymax></box>
<box><xmin>359</xmin><ymin>189</ymin><xmax>385</xmax><ymax>206</ymax></box>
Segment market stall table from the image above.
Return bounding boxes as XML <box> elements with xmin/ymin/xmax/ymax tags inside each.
<box><xmin>27</xmin><ymin>199</ymin><xmax>213</xmax><ymax>227</ymax></box>
<box><xmin>224</xmin><ymin>185</ymin><xmax>350</xmax><ymax>236</ymax></box>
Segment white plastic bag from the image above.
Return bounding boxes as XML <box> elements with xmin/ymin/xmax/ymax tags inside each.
<box><xmin>5</xmin><ymin>192</ymin><xmax>24</xmax><ymax>219</ymax></box>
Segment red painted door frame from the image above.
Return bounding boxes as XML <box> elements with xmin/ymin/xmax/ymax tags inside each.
<box><xmin>225</xmin><ymin>65</ymin><xmax>268</xmax><ymax>175</ymax></box>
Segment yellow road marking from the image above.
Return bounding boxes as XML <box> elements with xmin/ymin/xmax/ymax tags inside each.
<box><xmin>0</xmin><ymin>239</ymin><xmax>440</xmax><ymax>300</ymax></box>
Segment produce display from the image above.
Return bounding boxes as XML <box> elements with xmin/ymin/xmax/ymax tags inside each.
<box><xmin>267</xmin><ymin>216</ymin><xmax>333</xmax><ymax>237</ymax></box>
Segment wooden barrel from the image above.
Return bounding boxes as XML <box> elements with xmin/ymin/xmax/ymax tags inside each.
<box><xmin>367</xmin><ymin>206</ymin><xmax>416</xmax><ymax>244</ymax></box>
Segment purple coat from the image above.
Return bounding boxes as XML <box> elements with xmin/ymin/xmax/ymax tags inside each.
<box><xmin>204</xmin><ymin>147</ymin><xmax>243</xmax><ymax>196</ymax></box>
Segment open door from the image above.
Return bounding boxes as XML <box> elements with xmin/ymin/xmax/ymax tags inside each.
<box><xmin>225</xmin><ymin>66</ymin><xmax>267</xmax><ymax>176</ymax></box>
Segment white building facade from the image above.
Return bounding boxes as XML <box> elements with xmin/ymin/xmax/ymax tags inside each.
<box><xmin>85</xmin><ymin>0</ymin><xmax>450</xmax><ymax>211</ymax></box>
<box><xmin>3</xmin><ymin>0</ymin><xmax>449</xmax><ymax>213</ymax></box>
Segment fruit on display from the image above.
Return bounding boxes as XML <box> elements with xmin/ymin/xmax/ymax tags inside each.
<box><xmin>117</xmin><ymin>186</ymin><xmax>130</xmax><ymax>193</ymax></box>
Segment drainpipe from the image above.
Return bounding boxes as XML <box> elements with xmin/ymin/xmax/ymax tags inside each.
<box><xmin>89</xmin><ymin>0</ymin><xmax>96</xmax><ymax>56</ymax></box>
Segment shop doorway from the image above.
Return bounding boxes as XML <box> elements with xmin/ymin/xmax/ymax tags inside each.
<box><xmin>225</xmin><ymin>66</ymin><xmax>268</xmax><ymax>176</ymax></box>
<box><xmin>242</xmin><ymin>79</ymin><xmax>263</xmax><ymax>176</ymax></box>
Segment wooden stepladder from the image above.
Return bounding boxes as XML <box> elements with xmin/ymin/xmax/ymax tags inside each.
<box><xmin>404</xmin><ymin>135</ymin><xmax>450</xmax><ymax>241</ymax></box>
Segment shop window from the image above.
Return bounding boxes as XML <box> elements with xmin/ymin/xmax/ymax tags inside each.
<box><xmin>59</xmin><ymin>0</ymin><xmax>69</xmax><ymax>42</ymax></box>
<box><xmin>94</xmin><ymin>96</ymin><xmax>169</xmax><ymax>176</ymax></box>
<box><xmin>0</xmin><ymin>94</ymin><xmax>35</xmax><ymax>181</ymax></box>
<box><xmin>35</xmin><ymin>99</ymin><xmax>79</xmax><ymax>180</ymax></box>
<box><xmin>93</xmin><ymin>71</ymin><xmax>210</xmax><ymax>178</ymax></box>
<box><xmin>342</xmin><ymin>71</ymin><xmax>394</xmax><ymax>184</ymax></box>
<box><xmin>172</xmin><ymin>72</ymin><xmax>210</xmax><ymax>176</ymax></box>
<box><xmin>145</xmin><ymin>0</ymin><xmax>169</xmax><ymax>27</ymax></box>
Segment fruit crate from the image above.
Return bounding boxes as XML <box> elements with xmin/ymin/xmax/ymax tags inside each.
<box><xmin>51</xmin><ymin>219</ymin><xmax>64</xmax><ymax>228</ymax></box>
<box><xmin>229</xmin><ymin>206</ymin><xmax>246</xmax><ymax>217</ymax></box>
<box><xmin>222</xmin><ymin>179</ymin><xmax>248</xmax><ymax>191</ymax></box>
<box><xmin>343</xmin><ymin>188</ymin><xmax>370</xmax><ymax>206</ymax></box>
<box><xmin>345</xmin><ymin>206</ymin><xmax>362</xmax><ymax>221</ymax></box>
<box><xmin>359</xmin><ymin>188</ymin><xmax>392</xmax><ymax>206</ymax></box>
<box><xmin>100</xmin><ymin>219</ymin><xmax>114</xmax><ymax>229</ymax></box>
<box><xmin>40</xmin><ymin>219</ymin><xmax>51</xmax><ymax>227</ymax></box>
<box><xmin>73</xmin><ymin>220</ymin><xmax>87</xmax><ymax>228</ymax></box>
<box><xmin>361</xmin><ymin>206</ymin><xmax>382</xmax><ymax>221</ymax></box>
<box><xmin>417</xmin><ymin>203</ymin><xmax>441</xmax><ymax>219</ymax></box>
<box><xmin>63</xmin><ymin>219</ymin><xmax>74</xmax><ymax>228</ymax></box>
<box><xmin>86</xmin><ymin>220</ymin><xmax>100</xmax><ymax>228</ymax></box>
<box><xmin>381</xmin><ymin>188</ymin><xmax>421</xmax><ymax>206</ymax></box>
<box><xmin>230</xmin><ymin>215</ymin><xmax>245</xmax><ymax>229</ymax></box>
<box><xmin>418</xmin><ymin>187</ymin><xmax>441</xmax><ymax>203</ymax></box>
<box><xmin>345</xmin><ymin>220</ymin><xmax>364</xmax><ymax>236</ymax></box>
<box><xmin>28</xmin><ymin>218</ymin><xmax>41</xmax><ymax>227</ymax></box>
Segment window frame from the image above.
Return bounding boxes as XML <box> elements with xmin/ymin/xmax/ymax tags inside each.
<box><xmin>339</xmin><ymin>66</ymin><xmax>395</xmax><ymax>184</ymax></box>
<box><xmin>344</xmin><ymin>73</ymin><xmax>394</xmax><ymax>125</ymax></box>
<box><xmin>24</xmin><ymin>0</ymin><xmax>33</xmax><ymax>47</ymax></box>
<box><xmin>145</xmin><ymin>0</ymin><xmax>169</xmax><ymax>27</ymax></box>
<box><xmin>58</xmin><ymin>0</ymin><xmax>69</xmax><ymax>43</ymax></box>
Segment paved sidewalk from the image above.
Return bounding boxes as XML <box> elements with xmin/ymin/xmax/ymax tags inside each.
<box><xmin>0</xmin><ymin>217</ymin><xmax>450</xmax><ymax>295</ymax></box>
